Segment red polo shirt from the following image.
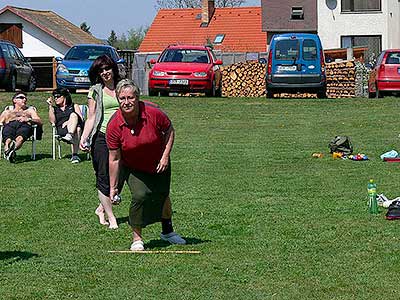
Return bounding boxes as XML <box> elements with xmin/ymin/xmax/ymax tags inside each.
<box><xmin>106</xmin><ymin>101</ymin><xmax>171</xmax><ymax>173</ymax></box>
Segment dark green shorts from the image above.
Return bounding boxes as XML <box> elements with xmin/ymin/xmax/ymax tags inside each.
<box><xmin>124</xmin><ymin>165</ymin><xmax>171</xmax><ymax>228</ymax></box>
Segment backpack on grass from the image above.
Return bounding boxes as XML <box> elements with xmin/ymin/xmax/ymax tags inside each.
<box><xmin>329</xmin><ymin>136</ymin><xmax>353</xmax><ymax>155</ymax></box>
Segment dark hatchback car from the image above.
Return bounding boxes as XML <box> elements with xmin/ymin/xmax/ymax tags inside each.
<box><xmin>368</xmin><ymin>49</ymin><xmax>400</xmax><ymax>98</ymax></box>
<box><xmin>0</xmin><ymin>40</ymin><xmax>36</xmax><ymax>92</ymax></box>
<box><xmin>56</xmin><ymin>44</ymin><xmax>126</xmax><ymax>93</ymax></box>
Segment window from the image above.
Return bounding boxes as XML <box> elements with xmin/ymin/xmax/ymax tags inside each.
<box><xmin>213</xmin><ymin>34</ymin><xmax>225</xmax><ymax>44</ymax></box>
<box><xmin>303</xmin><ymin>39</ymin><xmax>317</xmax><ymax>60</ymax></box>
<box><xmin>385</xmin><ymin>52</ymin><xmax>400</xmax><ymax>64</ymax></box>
<box><xmin>341</xmin><ymin>0</ymin><xmax>381</xmax><ymax>12</ymax></box>
<box><xmin>275</xmin><ymin>40</ymin><xmax>299</xmax><ymax>60</ymax></box>
<box><xmin>6</xmin><ymin>44</ymin><xmax>18</xmax><ymax>59</ymax></box>
<box><xmin>291</xmin><ymin>7</ymin><xmax>304</xmax><ymax>20</ymax></box>
<box><xmin>341</xmin><ymin>35</ymin><xmax>381</xmax><ymax>63</ymax></box>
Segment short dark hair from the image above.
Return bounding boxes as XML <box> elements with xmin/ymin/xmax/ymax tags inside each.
<box><xmin>88</xmin><ymin>54</ymin><xmax>121</xmax><ymax>85</ymax></box>
<box><xmin>52</xmin><ymin>87</ymin><xmax>72</xmax><ymax>106</ymax></box>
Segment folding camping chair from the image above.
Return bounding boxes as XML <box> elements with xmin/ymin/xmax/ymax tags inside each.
<box><xmin>52</xmin><ymin>104</ymin><xmax>90</xmax><ymax>160</ymax></box>
<box><xmin>0</xmin><ymin>105</ymin><xmax>39</xmax><ymax>160</ymax></box>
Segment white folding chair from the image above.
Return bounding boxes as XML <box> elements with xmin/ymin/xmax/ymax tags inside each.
<box><xmin>0</xmin><ymin>105</ymin><xmax>38</xmax><ymax>160</ymax></box>
<box><xmin>52</xmin><ymin>104</ymin><xmax>89</xmax><ymax>160</ymax></box>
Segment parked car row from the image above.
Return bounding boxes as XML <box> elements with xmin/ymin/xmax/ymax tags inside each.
<box><xmin>2</xmin><ymin>38</ymin><xmax>400</xmax><ymax>99</ymax></box>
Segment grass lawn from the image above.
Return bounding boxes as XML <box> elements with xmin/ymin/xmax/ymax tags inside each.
<box><xmin>1</xmin><ymin>92</ymin><xmax>400</xmax><ymax>299</ymax></box>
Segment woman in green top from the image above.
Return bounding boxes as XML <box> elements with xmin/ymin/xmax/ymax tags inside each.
<box><xmin>79</xmin><ymin>55</ymin><xmax>122</xmax><ymax>229</ymax></box>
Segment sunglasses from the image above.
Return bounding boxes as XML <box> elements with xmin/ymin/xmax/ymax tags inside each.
<box><xmin>53</xmin><ymin>94</ymin><xmax>62</xmax><ymax>98</ymax></box>
<box><xmin>99</xmin><ymin>66</ymin><xmax>112</xmax><ymax>73</ymax></box>
<box><xmin>15</xmin><ymin>95</ymin><xmax>27</xmax><ymax>100</ymax></box>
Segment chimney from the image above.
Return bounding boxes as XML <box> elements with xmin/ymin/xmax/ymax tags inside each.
<box><xmin>201</xmin><ymin>0</ymin><xmax>215</xmax><ymax>27</ymax></box>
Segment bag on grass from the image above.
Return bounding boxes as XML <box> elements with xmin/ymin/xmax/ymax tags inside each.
<box><xmin>329</xmin><ymin>136</ymin><xmax>353</xmax><ymax>155</ymax></box>
<box><xmin>386</xmin><ymin>200</ymin><xmax>400</xmax><ymax>220</ymax></box>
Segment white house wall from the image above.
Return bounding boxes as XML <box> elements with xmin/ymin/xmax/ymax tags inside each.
<box><xmin>0</xmin><ymin>11</ymin><xmax>69</xmax><ymax>57</ymax></box>
<box><xmin>318</xmin><ymin>0</ymin><xmax>400</xmax><ymax>51</ymax></box>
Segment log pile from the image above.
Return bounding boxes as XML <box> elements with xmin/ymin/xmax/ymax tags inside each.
<box><xmin>326</xmin><ymin>60</ymin><xmax>356</xmax><ymax>98</ymax></box>
<box><xmin>220</xmin><ymin>61</ymin><xmax>266</xmax><ymax>97</ymax></box>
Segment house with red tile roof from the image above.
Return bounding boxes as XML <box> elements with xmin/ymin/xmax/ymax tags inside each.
<box><xmin>0</xmin><ymin>6</ymin><xmax>103</xmax><ymax>57</ymax></box>
<box><xmin>139</xmin><ymin>0</ymin><xmax>266</xmax><ymax>53</ymax></box>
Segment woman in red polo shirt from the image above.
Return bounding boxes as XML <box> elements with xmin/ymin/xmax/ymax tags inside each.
<box><xmin>107</xmin><ymin>79</ymin><xmax>185</xmax><ymax>251</ymax></box>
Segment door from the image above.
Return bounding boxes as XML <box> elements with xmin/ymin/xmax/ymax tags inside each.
<box><xmin>301</xmin><ymin>38</ymin><xmax>322</xmax><ymax>84</ymax></box>
<box><xmin>13</xmin><ymin>46</ymin><xmax>31</xmax><ymax>85</ymax></box>
<box><xmin>272</xmin><ymin>38</ymin><xmax>301</xmax><ymax>83</ymax></box>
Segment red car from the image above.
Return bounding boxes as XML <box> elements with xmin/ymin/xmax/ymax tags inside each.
<box><xmin>148</xmin><ymin>45</ymin><xmax>223</xmax><ymax>96</ymax></box>
<box><xmin>368</xmin><ymin>49</ymin><xmax>400</xmax><ymax>98</ymax></box>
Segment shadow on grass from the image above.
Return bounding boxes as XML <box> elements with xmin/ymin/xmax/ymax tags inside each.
<box><xmin>145</xmin><ymin>237</ymin><xmax>209</xmax><ymax>250</ymax></box>
<box><xmin>14</xmin><ymin>153</ymin><xmax>52</xmax><ymax>163</ymax></box>
<box><xmin>117</xmin><ymin>216</ymin><xmax>129</xmax><ymax>226</ymax></box>
<box><xmin>0</xmin><ymin>251</ymin><xmax>39</xmax><ymax>265</ymax></box>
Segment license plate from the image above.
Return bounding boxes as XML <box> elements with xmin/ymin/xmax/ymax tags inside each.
<box><xmin>278</xmin><ymin>65</ymin><xmax>297</xmax><ymax>71</ymax></box>
<box><xmin>169</xmin><ymin>79</ymin><xmax>188</xmax><ymax>85</ymax></box>
<box><xmin>74</xmin><ymin>76</ymin><xmax>90</xmax><ymax>83</ymax></box>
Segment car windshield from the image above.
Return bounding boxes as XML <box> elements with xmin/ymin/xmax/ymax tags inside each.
<box><xmin>275</xmin><ymin>40</ymin><xmax>299</xmax><ymax>60</ymax></box>
<box><xmin>64</xmin><ymin>46</ymin><xmax>113</xmax><ymax>61</ymax></box>
<box><xmin>385</xmin><ymin>52</ymin><xmax>400</xmax><ymax>64</ymax></box>
<box><xmin>159</xmin><ymin>49</ymin><xmax>210</xmax><ymax>63</ymax></box>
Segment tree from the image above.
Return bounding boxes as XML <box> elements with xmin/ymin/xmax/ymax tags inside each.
<box><xmin>80</xmin><ymin>22</ymin><xmax>91</xmax><ymax>34</ymax></box>
<box><xmin>107</xmin><ymin>26</ymin><xmax>148</xmax><ymax>50</ymax></box>
<box><xmin>108</xmin><ymin>30</ymin><xmax>118</xmax><ymax>47</ymax></box>
<box><xmin>155</xmin><ymin>0</ymin><xmax>246</xmax><ymax>9</ymax></box>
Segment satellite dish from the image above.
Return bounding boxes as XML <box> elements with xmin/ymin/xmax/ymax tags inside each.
<box><xmin>326</xmin><ymin>0</ymin><xmax>337</xmax><ymax>10</ymax></box>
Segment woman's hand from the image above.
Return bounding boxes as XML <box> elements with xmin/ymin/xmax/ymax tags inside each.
<box><xmin>109</xmin><ymin>187</ymin><xmax>118</xmax><ymax>203</ymax></box>
<box><xmin>46</xmin><ymin>97</ymin><xmax>54</xmax><ymax>107</ymax></box>
<box><xmin>156</xmin><ymin>156</ymin><xmax>169</xmax><ymax>173</ymax></box>
<box><xmin>79</xmin><ymin>139</ymin><xmax>90</xmax><ymax>152</ymax></box>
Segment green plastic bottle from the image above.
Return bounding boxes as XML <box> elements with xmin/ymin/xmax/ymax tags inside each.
<box><xmin>367</xmin><ymin>179</ymin><xmax>378</xmax><ymax>214</ymax></box>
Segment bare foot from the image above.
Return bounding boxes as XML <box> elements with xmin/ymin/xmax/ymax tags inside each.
<box><xmin>108</xmin><ymin>216</ymin><xmax>118</xmax><ymax>229</ymax></box>
<box><xmin>95</xmin><ymin>207</ymin><xmax>109</xmax><ymax>226</ymax></box>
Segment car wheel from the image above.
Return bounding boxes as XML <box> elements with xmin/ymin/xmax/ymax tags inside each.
<box><xmin>375</xmin><ymin>83</ymin><xmax>382</xmax><ymax>98</ymax></box>
<box><xmin>6</xmin><ymin>73</ymin><xmax>16</xmax><ymax>92</ymax></box>
<box><xmin>317</xmin><ymin>87</ymin><xmax>326</xmax><ymax>99</ymax></box>
<box><xmin>205</xmin><ymin>80</ymin><xmax>216</xmax><ymax>97</ymax></box>
<box><xmin>368</xmin><ymin>91</ymin><xmax>376</xmax><ymax>98</ymax></box>
<box><xmin>148</xmin><ymin>88</ymin><xmax>157</xmax><ymax>96</ymax></box>
<box><xmin>160</xmin><ymin>91</ymin><xmax>169</xmax><ymax>96</ymax></box>
<box><xmin>266</xmin><ymin>89</ymin><xmax>274</xmax><ymax>98</ymax></box>
<box><xmin>27</xmin><ymin>74</ymin><xmax>37</xmax><ymax>92</ymax></box>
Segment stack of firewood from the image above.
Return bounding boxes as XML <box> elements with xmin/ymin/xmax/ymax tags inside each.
<box><xmin>326</xmin><ymin>60</ymin><xmax>356</xmax><ymax>98</ymax></box>
<box><xmin>220</xmin><ymin>61</ymin><xmax>266</xmax><ymax>97</ymax></box>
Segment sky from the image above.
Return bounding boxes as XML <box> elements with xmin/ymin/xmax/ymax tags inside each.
<box><xmin>3</xmin><ymin>0</ymin><xmax>261</xmax><ymax>40</ymax></box>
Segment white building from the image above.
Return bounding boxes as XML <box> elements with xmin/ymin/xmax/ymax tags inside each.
<box><xmin>318</xmin><ymin>0</ymin><xmax>400</xmax><ymax>59</ymax></box>
<box><xmin>0</xmin><ymin>6</ymin><xmax>102</xmax><ymax>58</ymax></box>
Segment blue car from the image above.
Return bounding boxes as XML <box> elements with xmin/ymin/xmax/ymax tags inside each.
<box><xmin>56</xmin><ymin>44</ymin><xmax>126</xmax><ymax>92</ymax></box>
<box><xmin>266</xmin><ymin>33</ymin><xmax>326</xmax><ymax>98</ymax></box>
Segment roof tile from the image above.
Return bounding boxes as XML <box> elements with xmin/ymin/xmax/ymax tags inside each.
<box><xmin>139</xmin><ymin>7</ymin><xmax>266</xmax><ymax>53</ymax></box>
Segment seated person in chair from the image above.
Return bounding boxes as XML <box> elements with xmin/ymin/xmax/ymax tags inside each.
<box><xmin>0</xmin><ymin>92</ymin><xmax>42</xmax><ymax>163</ymax></box>
<box><xmin>47</xmin><ymin>88</ymin><xmax>84</xmax><ymax>164</ymax></box>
